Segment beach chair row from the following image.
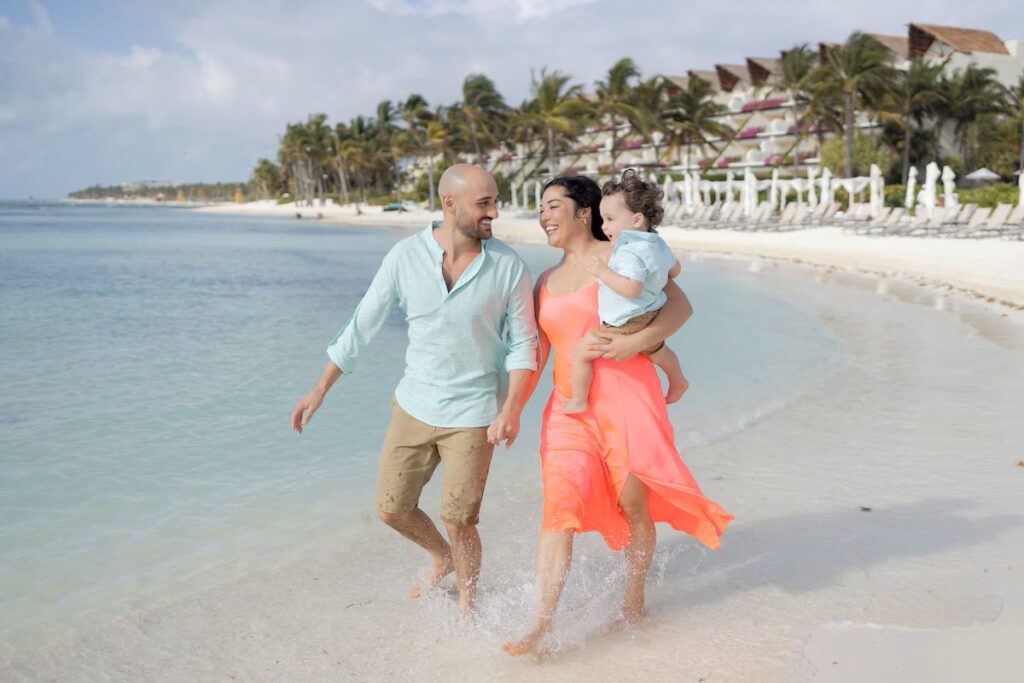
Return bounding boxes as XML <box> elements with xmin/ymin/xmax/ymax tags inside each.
<box><xmin>663</xmin><ymin>200</ymin><xmax>842</xmax><ymax>231</ymax></box>
<box><xmin>846</xmin><ymin>203</ymin><xmax>1024</xmax><ymax>238</ymax></box>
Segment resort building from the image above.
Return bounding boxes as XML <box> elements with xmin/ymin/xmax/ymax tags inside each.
<box><xmin>480</xmin><ymin>21</ymin><xmax>1024</xmax><ymax>191</ymax></box>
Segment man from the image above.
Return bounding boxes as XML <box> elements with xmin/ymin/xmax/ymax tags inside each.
<box><xmin>290</xmin><ymin>164</ymin><xmax>538</xmax><ymax>613</ymax></box>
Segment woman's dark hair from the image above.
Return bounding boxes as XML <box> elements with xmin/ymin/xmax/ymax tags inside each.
<box><xmin>542</xmin><ymin>175</ymin><xmax>607</xmax><ymax>241</ymax></box>
<box><xmin>601</xmin><ymin>168</ymin><xmax>664</xmax><ymax>230</ymax></box>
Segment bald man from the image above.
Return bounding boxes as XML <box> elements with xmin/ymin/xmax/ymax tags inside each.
<box><xmin>291</xmin><ymin>164</ymin><xmax>538</xmax><ymax>613</ymax></box>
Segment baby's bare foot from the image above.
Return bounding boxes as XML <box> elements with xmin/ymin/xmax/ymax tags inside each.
<box><xmin>665</xmin><ymin>377</ymin><xmax>689</xmax><ymax>404</ymax></box>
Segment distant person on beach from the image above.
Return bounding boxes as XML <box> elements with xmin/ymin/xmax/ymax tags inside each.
<box><xmin>560</xmin><ymin>169</ymin><xmax>688</xmax><ymax>415</ymax></box>
<box><xmin>503</xmin><ymin>173</ymin><xmax>731</xmax><ymax>655</ymax></box>
<box><xmin>290</xmin><ymin>164</ymin><xmax>538</xmax><ymax>614</ymax></box>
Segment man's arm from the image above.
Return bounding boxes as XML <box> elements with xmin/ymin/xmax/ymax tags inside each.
<box><xmin>586</xmin><ymin>280</ymin><xmax>692</xmax><ymax>361</ymax></box>
<box><xmin>291</xmin><ymin>253</ymin><xmax>397</xmax><ymax>433</ymax></box>
<box><xmin>487</xmin><ymin>267</ymin><xmax>540</xmax><ymax>447</ymax></box>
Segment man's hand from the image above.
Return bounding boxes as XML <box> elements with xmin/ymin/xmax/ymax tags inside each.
<box><xmin>486</xmin><ymin>409</ymin><xmax>521</xmax><ymax>448</ymax></box>
<box><xmin>582</xmin><ymin>254</ymin><xmax>609</xmax><ymax>278</ymax></box>
<box><xmin>585</xmin><ymin>329</ymin><xmax>645</xmax><ymax>362</ymax></box>
<box><xmin>291</xmin><ymin>388</ymin><xmax>325</xmax><ymax>434</ymax></box>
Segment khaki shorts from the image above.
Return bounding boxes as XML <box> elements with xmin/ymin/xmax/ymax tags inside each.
<box><xmin>376</xmin><ymin>396</ymin><xmax>494</xmax><ymax>526</ymax></box>
<box><xmin>599</xmin><ymin>309</ymin><xmax>664</xmax><ymax>355</ymax></box>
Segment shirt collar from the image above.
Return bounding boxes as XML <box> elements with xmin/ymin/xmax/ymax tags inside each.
<box><xmin>615</xmin><ymin>229</ymin><xmax>658</xmax><ymax>245</ymax></box>
<box><xmin>422</xmin><ymin>220</ymin><xmax>489</xmax><ymax>257</ymax></box>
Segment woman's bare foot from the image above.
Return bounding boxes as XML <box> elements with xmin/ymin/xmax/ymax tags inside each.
<box><xmin>502</xmin><ymin>620</ymin><xmax>552</xmax><ymax>656</ymax></box>
<box><xmin>408</xmin><ymin>554</ymin><xmax>455</xmax><ymax>599</ymax></box>
<box><xmin>665</xmin><ymin>375</ymin><xmax>689</xmax><ymax>404</ymax></box>
<box><xmin>560</xmin><ymin>398</ymin><xmax>589</xmax><ymax>415</ymax></box>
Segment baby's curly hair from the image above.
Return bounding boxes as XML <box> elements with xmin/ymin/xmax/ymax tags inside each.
<box><xmin>601</xmin><ymin>168</ymin><xmax>664</xmax><ymax>230</ymax></box>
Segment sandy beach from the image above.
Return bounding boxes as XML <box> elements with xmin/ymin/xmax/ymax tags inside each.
<box><xmin>195</xmin><ymin>200</ymin><xmax>1024</xmax><ymax>310</ymax></box>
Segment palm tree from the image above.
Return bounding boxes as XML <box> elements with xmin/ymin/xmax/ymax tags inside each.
<box><xmin>944</xmin><ymin>64</ymin><xmax>1009</xmax><ymax>170</ymax></box>
<box><xmin>520</xmin><ymin>68</ymin><xmax>592</xmax><ymax>178</ymax></box>
<box><xmin>593</xmin><ymin>58</ymin><xmax>647</xmax><ymax>167</ymax></box>
<box><xmin>1009</xmin><ymin>70</ymin><xmax>1024</xmax><ymax>174</ymax></box>
<box><xmin>777</xmin><ymin>44</ymin><xmax>816</xmax><ymax>172</ymax></box>
<box><xmin>399</xmin><ymin>94</ymin><xmax>439</xmax><ymax>209</ymax></box>
<box><xmin>455</xmin><ymin>74</ymin><xmax>508</xmax><ymax>162</ymax></box>
<box><xmin>250</xmin><ymin>158</ymin><xmax>281</xmax><ymax>199</ymax></box>
<box><xmin>810</xmin><ymin>32</ymin><xmax>895</xmax><ymax>177</ymax></box>
<box><xmin>881</xmin><ymin>58</ymin><xmax>945</xmax><ymax>183</ymax></box>
<box><xmin>662</xmin><ymin>76</ymin><xmax>731</xmax><ymax>174</ymax></box>
<box><xmin>630</xmin><ymin>75</ymin><xmax>669</xmax><ymax>162</ymax></box>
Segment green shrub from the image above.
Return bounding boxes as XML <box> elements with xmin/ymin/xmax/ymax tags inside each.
<box><xmin>820</xmin><ymin>131</ymin><xmax>892</xmax><ymax>177</ymax></box>
<box><xmin>956</xmin><ymin>183</ymin><xmax>1020</xmax><ymax>208</ymax></box>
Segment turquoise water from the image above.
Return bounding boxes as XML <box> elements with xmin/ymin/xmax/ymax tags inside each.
<box><xmin>0</xmin><ymin>202</ymin><xmax>842</xmax><ymax>637</ymax></box>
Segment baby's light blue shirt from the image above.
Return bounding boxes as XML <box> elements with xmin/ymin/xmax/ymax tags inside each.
<box><xmin>598</xmin><ymin>230</ymin><xmax>677</xmax><ymax>327</ymax></box>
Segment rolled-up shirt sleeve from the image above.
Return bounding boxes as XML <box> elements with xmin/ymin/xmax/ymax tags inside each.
<box><xmin>326</xmin><ymin>251</ymin><xmax>397</xmax><ymax>374</ymax></box>
<box><xmin>503</xmin><ymin>265</ymin><xmax>539</xmax><ymax>372</ymax></box>
<box><xmin>608</xmin><ymin>245</ymin><xmax>650</xmax><ymax>284</ymax></box>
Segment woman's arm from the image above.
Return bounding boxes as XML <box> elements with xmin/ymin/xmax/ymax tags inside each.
<box><xmin>587</xmin><ymin>280</ymin><xmax>692</xmax><ymax>361</ymax></box>
<box><xmin>517</xmin><ymin>276</ymin><xmax>552</xmax><ymax>406</ymax></box>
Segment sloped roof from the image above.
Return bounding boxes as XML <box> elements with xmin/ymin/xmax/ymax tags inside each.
<box><xmin>868</xmin><ymin>33</ymin><xmax>909</xmax><ymax>58</ymax></box>
<box><xmin>909</xmin><ymin>23</ymin><xmax>1009</xmax><ymax>57</ymax></box>
<box><xmin>664</xmin><ymin>75</ymin><xmax>689</xmax><ymax>91</ymax></box>
<box><xmin>746</xmin><ymin>57</ymin><xmax>779</xmax><ymax>86</ymax></box>
<box><xmin>715</xmin><ymin>64</ymin><xmax>751</xmax><ymax>91</ymax></box>
<box><xmin>687</xmin><ymin>69</ymin><xmax>721</xmax><ymax>89</ymax></box>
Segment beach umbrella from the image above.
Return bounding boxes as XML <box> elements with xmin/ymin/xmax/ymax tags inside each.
<box><xmin>905</xmin><ymin>167</ymin><xmax>918</xmax><ymax>214</ymax></box>
<box><xmin>964</xmin><ymin>167</ymin><xmax>1000</xmax><ymax>182</ymax></box>
<box><xmin>942</xmin><ymin>166</ymin><xmax>958</xmax><ymax>210</ymax></box>
<box><xmin>662</xmin><ymin>175</ymin><xmax>676</xmax><ymax>212</ymax></box>
<box><xmin>807</xmin><ymin>167</ymin><xmax>818</xmax><ymax>209</ymax></box>
<box><xmin>511</xmin><ymin>183</ymin><xmax>519</xmax><ymax>209</ymax></box>
<box><xmin>769</xmin><ymin>168</ymin><xmax>779</xmax><ymax>211</ymax></box>
<box><xmin>922</xmin><ymin>162</ymin><xmax>940</xmax><ymax>217</ymax></box>
<box><xmin>534</xmin><ymin>181</ymin><xmax>541</xmax><ymax>210</ymax></box>
<box><xmin>869</xmin><ymin>164</ymin><xmax>881</xmax><ymax>218</ymax></box>
<box><xmin>821</xmin><ymin>168</ymin><xmax>833</xmax><ymax>208</ymax></box>
<box><xmin>1019</xmin><ymin>171</ymin><xmax>1024</xmax><ymax>208</ymax></box>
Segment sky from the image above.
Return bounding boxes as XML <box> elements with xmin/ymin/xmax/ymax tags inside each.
<box><xmin>1</xmin><ymin>0</ymin><xmax>1022</xmax><ymax>198</ymax></box>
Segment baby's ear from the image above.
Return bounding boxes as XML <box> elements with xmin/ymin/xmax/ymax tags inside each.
<box><xmin>632</xmin><ymin>212</ymin><xmax>645</xmax><ymax>228</ymax></box>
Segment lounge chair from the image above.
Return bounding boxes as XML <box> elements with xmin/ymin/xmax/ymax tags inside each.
<box><xmin>965</xmin><ymin>203</ymin><xmax>1013</xmax><ymax>238</ymax></box>
<box><xmin>853</xmin><ymin>206</ymin><xmax>892</xmax><ymax>234</ymax></box>
<box><xmin>1001</xmin><ymin>204</ymin><xmax>1024</xmax><ymax>239</ymax></box>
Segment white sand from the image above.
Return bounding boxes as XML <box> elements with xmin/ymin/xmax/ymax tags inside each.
<box><xmin>196</xmin><ymin>201</ymin><xmax>1024</xmax><ymax>309</ymax></box>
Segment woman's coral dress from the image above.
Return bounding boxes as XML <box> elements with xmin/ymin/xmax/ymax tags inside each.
<box><xmin>538</xmin><ymin>277</ymin><xmax>732</xmax><ymax>550</ymax></box>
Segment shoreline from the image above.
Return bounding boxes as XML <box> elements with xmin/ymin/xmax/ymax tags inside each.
<box><xmin>193</xmin><ymin>201</ymin><xmax>1024</xmax><ymax>311</ymax></box>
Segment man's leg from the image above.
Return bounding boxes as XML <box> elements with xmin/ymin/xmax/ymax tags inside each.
<box><xmin>436</xmin><ymin>426</ymin><xmax>494</xmax><ymax>614</ymax></box>
<box><xmin>376</xmin><ymin>398</ymin><xmax>452</xmax><ymax>598</ymax></box>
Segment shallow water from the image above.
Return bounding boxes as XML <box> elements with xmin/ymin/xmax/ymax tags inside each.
<box><xmin>0</xmin><ymin>203</ymin><xmax>839</xmax><ymax>645</ymax></box>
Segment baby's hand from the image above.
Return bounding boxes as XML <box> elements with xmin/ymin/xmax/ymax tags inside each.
<box><xmin>582</xmin><ymin>254</ymin><xmax>607</xmax><ymax>277</ymax></box>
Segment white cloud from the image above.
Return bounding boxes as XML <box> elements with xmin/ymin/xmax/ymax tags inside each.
<box><xmin>1</xmin><ymin>0</ymin><xmax>1023</xmax><ymax>197</ymax></box>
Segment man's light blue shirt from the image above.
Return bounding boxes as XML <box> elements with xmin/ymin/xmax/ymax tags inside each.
<box><xmin>327</xmin><ymin>223</ymin><xmax>538</xmax><ymax>428</ymax></box>
<box><xmin>598</xmin><ymin>229</ymin><xmax>677</xmax><ymax>327</ymax></box>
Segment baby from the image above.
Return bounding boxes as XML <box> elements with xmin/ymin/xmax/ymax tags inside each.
<box><xmin>561</xmin><ymin>169</ymin><xmax>688</xmax><ymax>415</ymax></box>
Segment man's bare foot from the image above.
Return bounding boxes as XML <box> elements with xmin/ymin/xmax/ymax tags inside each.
<box><xmin>408</xmin><ymin>554</ymin><xmax>455</xmax><ymax>599</ymax></box>
<box><xmin>560</xmin><ymin>398</ymin><xmax>589</xmax><ymax>415</ymax></box>
<box><xmin>608</xmin><ymin>604</ymin><xmax>648</xmax><ymax>632</ymax></box>
<box><xmin>665</xmin><ymin>376</ymin><xmax>689</xmax><ymax>404</ymax></box>
<box><xmin>502</xmin><ymin>621</ymin><xmax>551</xmax><ymax>656</ymax></box>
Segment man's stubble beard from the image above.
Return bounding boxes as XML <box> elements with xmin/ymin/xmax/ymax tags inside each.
<box><xmin>454</xmin><ymin>206</ymin><xmax>491</xmax><ymax>241</ymax></box>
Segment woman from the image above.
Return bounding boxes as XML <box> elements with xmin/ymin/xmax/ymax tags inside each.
<box><xmin>504</xmin><ymin>175</ymin><xmax>732</xmax><ymax>655</ymax></box>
